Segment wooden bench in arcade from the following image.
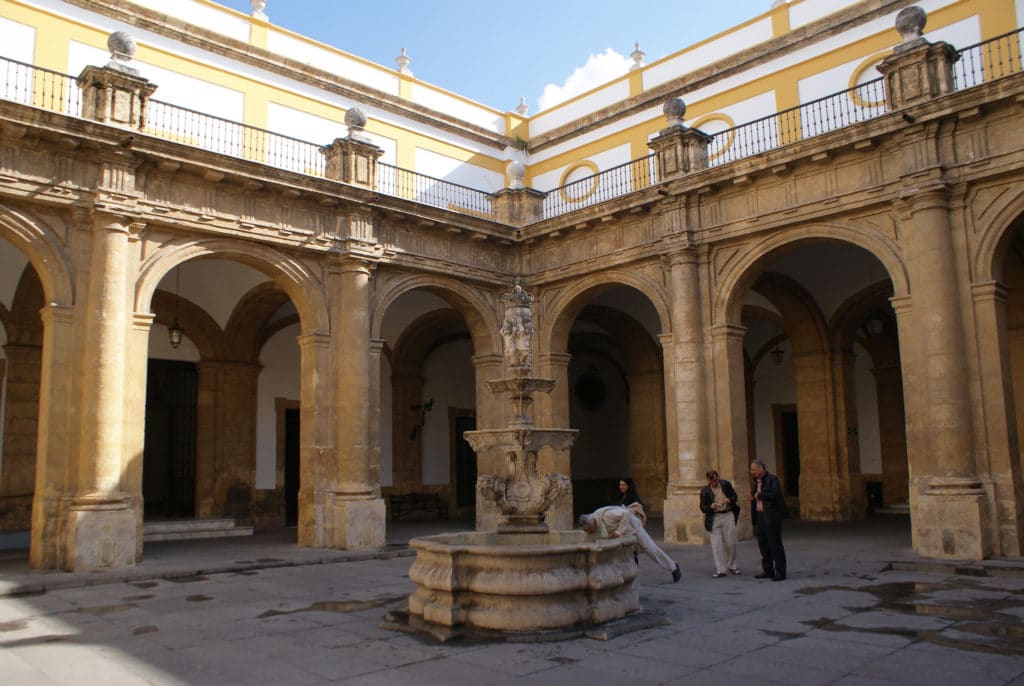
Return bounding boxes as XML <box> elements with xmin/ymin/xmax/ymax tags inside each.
<box><xmin>388</xmin><ymin>492</ymin><xmax>449</xmax><ymax>520</ymax></box>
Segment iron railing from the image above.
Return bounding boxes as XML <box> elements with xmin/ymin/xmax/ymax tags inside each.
<box><xmin>708</xmin><ymin>78</ymin><xmax>887</xmax><ymax>167</ymax></box>
<box><xmin>953</xmin><ymin>26</ymin><xmax>1024</xmax><ymax>90</ymax></box>
<box><xmin>542</xmin><ymin>155</ymin><xmax>657</xmax><ymax>219</ymax></box>
<box><xmin>377</xmin><ymin>162</ymin><xmax>495</xmax><ymax>216</ymax></box>
<box><xmin>0</xmin><ymin>56</ymin><xmax>80</xmax><ymax>116</ymax></box>
<box><xmin>145</xmin><ymin>99</ymin><xmax>326</xmax><ymax>176</ymax></box>
<box><xmin>2</xmin><ymin>22</ymin><xmax>1024</xmax><ymax>225</ymax></box>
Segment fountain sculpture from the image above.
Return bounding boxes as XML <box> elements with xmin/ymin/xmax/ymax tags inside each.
<box><xmin>404</xmin><ymin>283</ymin><xmax>642</xmax><ymax>635</ymax></box>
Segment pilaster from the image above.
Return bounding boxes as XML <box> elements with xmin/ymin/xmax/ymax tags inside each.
<box><xmin>492</xmin><ymin>188</ymin><xmax>546</xmax><ymax>227</ymax></box>
<box><xmin>76</xmin><ymin>65</ymin><xmax>156</xmax><ymax>130</ymax></box>
<box><xmin>648</xmin><ymin>99</ymin><xmax>713</xmax><ymax>182</ymax></box>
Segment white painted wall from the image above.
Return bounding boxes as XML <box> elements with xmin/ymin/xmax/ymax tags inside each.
<box><xmin>420</xmin><ymin>338</ymin><xmax>475</xmax><ymax>485</ymax></box>
<box><xmin>644</xmin><ymin>18</ymin><xmax>774</xmax><ymax>92</ymax></box>
<box><xmin>267</xmin><ymin>29</ymin><xmax>399</xmax><ymax>95</ymax></box>
<box><xmin>130</xmin><ymin>0</ymin><xmax>251</xmax><ymax>42</ymax></box>
<box><xmin>531</xmin><ymin>79</ymin><xmax>630</xmax><ymax>136</ymax></box>
<box><xmin>0</xmin><ymin>17</ymin><xmax>35</xmax><ymax>63</ymax></box>
<box><xmin>167</xmin><ymin>260</ymin><xmax>268</xmax><ymax>331</ymax></box>
<box><xmin>752</xmin><ymin>348</ymin><xmax>795</xmax><ymax>473</ymax></box>
<box><xmin>266</xmin><ymin>102</ymin><xmax>397</xmax><ymax>165</ymax></box>
<box><xmin>789</xmin><ymin>0</ymin><xmax>863</xmax><ymax>29</ymax></box>
<box><xmin>255</xmin><ymin>322</ymin><xmax>300</xmax><ymax>489</ymax></box>
<box><xmin>532</xmin><ymin>143</ymin><xmax>631</xmax><ymax>196</ymax></box>
<box><xmin>411</xmin><ymin>83</ymin><xmax>504</xmax><ymax>134</ymax></box>
<box><xmin>414</xmin><ymin>147</ymin><xmax>504</xmax><ymax>194</ymax></box>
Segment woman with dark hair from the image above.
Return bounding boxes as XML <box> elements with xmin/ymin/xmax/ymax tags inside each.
<box><xmin>617</xmin><ymin>478</ymin><xmax>646</xmax><ymax>524</ymax></box>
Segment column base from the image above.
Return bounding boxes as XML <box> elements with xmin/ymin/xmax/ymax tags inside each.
<box><xmin>912</xmin><ymin>478</ymin><xmax>993</xmax><ymax>560</ymax></box>
<box><xmin>327</xmin><ymin>495</ymin><xmax>386</xmax><ymax>549</ymax></box>
<box><xmin>662</xmin><ymin>491</ymin><xmax>706</xmax><ymax>544</ymax></box>
<box><xmin>63</xmin><ymin>495</ymin><xmax>137</xmax><ymax>571</ymax></box>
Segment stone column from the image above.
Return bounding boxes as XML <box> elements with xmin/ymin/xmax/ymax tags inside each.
<box><xmin>29</xmin><ymin>305</ymin><xmax>74</xmax><ymax>569</ymax></box>
<box><xmin>971</xmin><ymin>282</ymin><xmax>1024</xmax><ymax>555</ymax></box>
<box><xmin>628</xmin><ymin>367</ymin><xmax>666</xmax><ymax>517</ymax></box>
<box><xmin>791</xmin><ymin>349</ymin><xmax>841</xmax><ymax>520</ymax></box>
<box><xmin>296</xmin><ymin>332</ymin><xmax>332</xmax><ymax>547</ymax></box>
<box><xmin>64</xmin><ymin>212</ymin><xmax>136</xmax><ymax>571</ymax></box>
<box><xmin>367</xmin><ymin>338</ymin><xmax>385</xmax><ymax>490</ymax></box>
<box><xmin>390</xmin><ymin>372</ymin><xmax>425</xmax><ymax>488</ymax></box>
<box><xmin>662</xmin><ymin>248</ymin><xmax>712</xmax><ymax>543</ymax></box>
<box><xmin>536</xmin><ymin>351</ymin><xmax>574</xmax><ymax>530</ymax></box>
<box><xmin>326</xmin><ymin>258</ymin><xmax>384</xmax><ymax>548</ymax></box>
<box><xmin>124</xmin><ymin>312</ymin><xmax>153</xmax><ymax>560</ymax></box>
<box><xmin>471</xmin><ymin>352</ymin><xmax>505</xmax><ymax>531</ymax></box>
<box><xmin>710</xmin><ymin>323</ymin><xmax>752</xmax><ymax>541</ymax></box>
<box><xmin>902</xmin><ymin>190</ymin><xmax>991</xmax><ymax>559</ymax></box>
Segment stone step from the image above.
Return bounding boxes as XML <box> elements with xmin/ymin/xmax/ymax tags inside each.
<box><xmin>875</xmin><ymin>501</ymin><xmax>910</xmax><ymax>515</ymax></box>
<box><xmin>143</xmin><ymin>519</ymin><xmax>254</xmax><ymax>542</ymax></box>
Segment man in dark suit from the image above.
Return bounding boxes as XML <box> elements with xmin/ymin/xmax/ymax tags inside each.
<box><xmin>748</xmin><ymin>459</ymin><xmax>787</xmax><ymax>581</ymax></box>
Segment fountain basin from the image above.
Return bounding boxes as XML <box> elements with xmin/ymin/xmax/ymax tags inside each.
<box><xmin>407</xmin><ymin>530</ymin><xmax>639</xmax><ymax>631</ymax></box>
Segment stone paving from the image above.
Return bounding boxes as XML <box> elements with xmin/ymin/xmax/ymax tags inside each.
<box><xmin>0</xmin><ymin>517</ymin><xmax>1022</xmax><ymax>684</ymax></box>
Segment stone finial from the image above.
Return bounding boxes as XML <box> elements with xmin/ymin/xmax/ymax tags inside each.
<box><xmin>251</xmin><ymin>0</ymin><xmax>267</xmax><ymax>20</ymax></box>
<box><xmin>516</xmin><ymin>96</ymin><xmax>529</xmax><ymax>116</ymax></box>
<box><xmin>630</xmin><ymin>42</ymin><xmax>646</xmax><ymax>71</ymax></box>
<box><xmin>106</xmin><ymin>31</ymin><xmax>139</xmax><ymax>75</ymax></box>
<box><xmin>663</xmin><ymin>97</ymin><xmax>686</xmax><ymax>127</ymax></box>
<box><xmin>344</xmin><ymin>107</ymin><xmax>369</xmax><ymax>142</ymax></box>
<box><xmin>895</xmin><ymin>6</ymin><xmax>927</xmax><ymax>49</ymax></box>
<box><xmin>396</xmin><ymin>48</ymin><xmax>413</xmax><ymax>76</ymax></box>
<box><xmin>506</xmin><ymin>160</ymin><xmax>526</xmax><ymax>190</ymax></box>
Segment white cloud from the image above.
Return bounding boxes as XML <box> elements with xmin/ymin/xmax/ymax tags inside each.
<box><xmin>537</xmin><ymin>48</ymin><xmax>630</xmax><ymax>110</ymax></box>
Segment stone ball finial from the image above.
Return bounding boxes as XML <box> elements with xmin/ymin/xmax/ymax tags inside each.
<box><xmin>664</xmin><ymin>98</ymin><xmax>686</xmax><ymax>126</ymax></box>
<box><xmin>630</xmin><ymin>42</ymin><xmax>646</xmax><ymax>71</ymax></box>
<box><xmin>506</xmin><ymin>160</ymin><xmax>526</xmax><ymax>190</ymax></box>
<box><xmin>516</xmin><ymin>96</ymin><xmax>529</xmax><ymax>116</ymax></box>
<box><xmin>895</xmin><ymin>6</ymin><xmax>927</xmax><ymax>44</ymax></box>
<box><xmin>396</xmin><ymin>48</ymin><xmax>412</xmax><ymax>76</ymax></box>
<box><xmin>345</xmin><ymin>108</ymin><xmax>367</xmax><ymax>129</ymax></box>
<box><xmin>107</xmin><ymin>31</ymin><xmax>137</xmax><ymax>62</ymax></box>
<box><xmin>251</xmin><ymin>0</ymin><xmax>268</xmax><ymax>20</ymax></box>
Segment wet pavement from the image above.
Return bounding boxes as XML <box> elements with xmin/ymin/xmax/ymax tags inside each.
<box><xmin>0</xmin><ymin>516</ymin><xmax>1022</xmax><ymax>684</ymax></box>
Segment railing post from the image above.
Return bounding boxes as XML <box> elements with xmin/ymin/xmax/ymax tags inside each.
<box><xmin>876</xmin><ymin>6</ymin><xmax>959</xmax><ymax>110</ymax></box>
<box><xmin>320</xmin><ymin>108</ymin><xmax>384</xmax><ymax>189</ymax></box>
<box><xmin>648</xmin><ymin>98</ymin><xmax>712</xmax><ymax>181</ymax></box>
<box><xmin>76</xmin><ymin>32</ymin><xmax>157</xmax><ymax>131</ymax></box>
<box><xmin>492</xmin><ymin>160</ymin><xmax>546</xmax><ymax>226</ymax></box>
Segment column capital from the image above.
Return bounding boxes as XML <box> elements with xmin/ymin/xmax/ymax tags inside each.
<box><xmin>971</xmin><ymin>280</ymin><xmax>1007</xmax><ymax>304</ymax></box>
<box><xmin>471</xmin><ymin>352</ymin><xmax>504</xmax><ymax>368</ymax></box>
<box><xmin>711</xmin><ymin>323</ymin><xmax>746</xmax><ymax>341</ymax></box>
<box><xmin>537</xmin><ymin>351</ymin><xmax>572</xmax><ymax>366</ymax></box>
<box><xmin>296</xmin><ymin>332</ymin><xmax>331</xmax><ymax>350</ymax></box>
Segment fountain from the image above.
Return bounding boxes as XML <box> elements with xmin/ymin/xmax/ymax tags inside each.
<box><xmin>400</xmin><ymin>283</ymin><xmax>649</xmax><ymax>637</ymax></box>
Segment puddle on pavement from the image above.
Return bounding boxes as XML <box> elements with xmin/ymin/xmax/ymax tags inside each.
<box><xmin>132</xmin><ymin>625</ymin><xmax>159</xmax><ymax>635</ymax></box>
<box><xmin>129</xmin><ymin>581</ymin><xmax>159</xmax><ymax>589</ymax></box>
<box><xmin>121</xmin><ymin>594</ymin><xmax>155</xmax><ymax>601</ymax></box>
<box><xmin>185</xmin><ymin>594</ymin><xmax>213</xmax><ymax>602</ymax></box>
<box><xmin>258</xmin><ymin>594</ymin><xmax>407</xmax><ymax>619</ymax></box>
<box><xmin>166</xmin><ymin>575</ymin><xmax>208</xmax><ymax>583</ymax></box>
<box><xmin>794</xmin><ymin>580</ymin><xmax>1024</xmax><ymax>655</ymax></box>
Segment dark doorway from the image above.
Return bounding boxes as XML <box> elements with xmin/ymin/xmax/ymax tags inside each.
<box><xmin>283</xmin><ymin>408</ymin><xmax>300</xmax><ymax>526</ymax></box>
<box><xmin>143</xmin><ymin>360</ymin><xmax>197</xmax><ymax>519</ymax></box>
<box><xmin>780</xmin><ymin>409</ymin><xmax>800</xmax><ymax>497</ymax></box>
<box><xmin>454</xmin><ymin>416</ymin><xmax>477</xmax><ymax>509</ymax></box>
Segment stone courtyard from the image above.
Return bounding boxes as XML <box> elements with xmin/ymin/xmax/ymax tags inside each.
<box><xmin>1</xmin><ymin>518</ymin><xmax>1022</xmax><ymax>684</ymax></box>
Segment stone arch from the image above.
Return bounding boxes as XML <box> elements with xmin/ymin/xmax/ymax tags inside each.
<box><xmin>542</xmin><ymin>268</ymin><xmax>669</xmax><ymax>354</ymax></box>
<box><xmin>972</xmin><ymin>185</ymin><xmax>1024</xmax><ymax>283</ymax></box>
<box><xmin>371</xmin><ymin>273</ymin><xmax>498</xmax><ymax>354</ymax></box>
<box><xmin>0</xmin><ymin>206</ymin><xmax>73</xmax><ymax>307</ymax></box>
<box><xmin>151</xmin><ymin>289</ymin><xmax>223</xmax><ymax>359</ymax></box>
<box><xmin>224</xmin><ymin>282</ymin><xmax>295</xmax><ymax>361</ymax></box>
<box><xmin>714</xmin><ymin>223</ymin><xmax>908</xmax><ymax>326</ymax></box>
<box><xmin>136</xmin><ymin>239</ymin><xmax>329</xmax><ymax>336</ymax></box>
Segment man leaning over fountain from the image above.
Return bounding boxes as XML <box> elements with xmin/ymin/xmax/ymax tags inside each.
<box><xmin>579</xmin><ymin>506</ymin><xmax>682</xmax><ymax>582</ymax></box>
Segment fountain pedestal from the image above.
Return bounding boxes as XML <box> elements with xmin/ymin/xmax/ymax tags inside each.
<box><xmin>404</xmin><ymin>283</ymin><xmax>642</xmax><ymax>633</ymax></box>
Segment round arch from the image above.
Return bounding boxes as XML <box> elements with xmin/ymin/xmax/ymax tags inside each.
<box><xmin>0</xmin><ymin>206</ymin><xmax>74</xmax><ymax>307</ymax></box>
<box><xmin>371</xmin><ymin>273</ymin><xmax>499</xmax><ymax>354</ymax></box>
<box><xmin>972</xmin><ymin>185</ymin><xmax>1024</xmax><ymax>283</ymax></box>
<box><xmin>135</xmin><ymin>238</ymin><xmax>329</xmax><ymax>336</ymax></box>
<box><xmin>713</xmin><ymin>224</ymin><xmax>908</xmax><ymax>326</ymax></box>
<box><xmin>542</xmin><ymin>269</ymin><xmax>669</xmax><ymax>354</ymax></box>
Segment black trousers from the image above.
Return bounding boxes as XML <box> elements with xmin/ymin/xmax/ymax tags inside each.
<box><xmin>754</xmin><ymin>513</ymin><xmax>787</xmax><ymax>577</ymax></box>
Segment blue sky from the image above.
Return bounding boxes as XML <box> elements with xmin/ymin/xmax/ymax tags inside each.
<box><xmin>215</xmin><ymin>0</ymin><xmax>771</xmax><ymax>112</ymax></box>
